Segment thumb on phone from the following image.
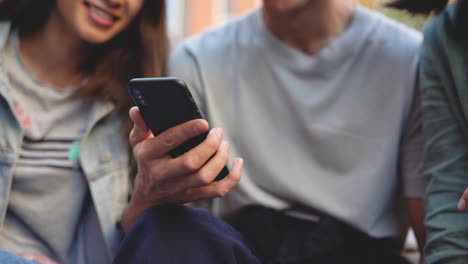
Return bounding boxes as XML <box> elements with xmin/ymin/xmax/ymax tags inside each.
<box><xmin>129</xmin><ymin>106</ymin><xmax>154</xmax><ymax>148</ymax></box>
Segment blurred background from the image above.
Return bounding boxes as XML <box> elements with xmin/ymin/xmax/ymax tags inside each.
<box><xmin>166</xmin><ymin>0</ymin><xmax>426</xmax><ymax>45</ymax></box>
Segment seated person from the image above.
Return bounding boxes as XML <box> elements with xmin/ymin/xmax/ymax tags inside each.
<box><xmin>391</xmin><ymin>0</ymin><xmax>468</xmax><ymax>263</ymax></box>
<box><xmin>0</xmin><ymin>0</ymin><xmax>257</xmax><ymax>263</ymax></box>
<box><xmin>169</xmin><ymin>0</ymin><xmax>426</xmax><ymax>263</ymax></box>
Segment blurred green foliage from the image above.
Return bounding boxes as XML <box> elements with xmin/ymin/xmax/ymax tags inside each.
<box><xmin>378</xmin><ymin>0</ymin><xmax>427</xmax><ymax>31</ymax></box>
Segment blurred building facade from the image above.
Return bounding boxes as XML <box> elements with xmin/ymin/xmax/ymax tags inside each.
<box><xmin>167</xmin><ymin>0</ymin><xmax>261</xmax><ymax>44</ymax></box>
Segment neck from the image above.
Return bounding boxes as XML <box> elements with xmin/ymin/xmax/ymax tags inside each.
<box><xmin>19</xmin><ymin>9</ymin><xmax>90</xmax><ymax>89</ymax></box>
<box><xmin>263</xmin><ymin>0</ymin><xmax>353</xmax><ymax>55</ymax></box>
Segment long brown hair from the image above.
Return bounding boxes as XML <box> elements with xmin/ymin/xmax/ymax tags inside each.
<box><xmin>0</xmin><ymin>0</ymin><xmax>168</xmax><ymax>114</ymax></box>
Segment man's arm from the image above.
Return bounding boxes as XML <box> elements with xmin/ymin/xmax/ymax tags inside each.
<box><xmin>400</xmin><ymin>58</ymin><xmax>426</xmax><ymax>256</ymax></box>
<box><xmin>420</xmin><ymin>18</ymin><xmax>468</xmax><ymax>263</ymax></box>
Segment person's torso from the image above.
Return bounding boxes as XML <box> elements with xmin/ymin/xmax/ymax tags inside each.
<box><xmin>172</xmin><ymin>5</ymin><xmax>422</xmax><ymax>239</ymax></box>
<box><xmin>0</xmin><ymin>24</ymin><xmax>131</xmax><ymax>263</ymax></box>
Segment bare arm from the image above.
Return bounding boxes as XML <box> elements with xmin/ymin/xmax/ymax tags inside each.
<box><xmin>420</xmin><ymin>15</ymin><xmax>468</xmax><ymax>263</ymax></box>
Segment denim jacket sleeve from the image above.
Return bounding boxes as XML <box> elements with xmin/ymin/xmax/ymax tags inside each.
<box><xmin>420</xmin><ymin>7</ymin><xmax>468</xmax><ymax>264</ymax></box>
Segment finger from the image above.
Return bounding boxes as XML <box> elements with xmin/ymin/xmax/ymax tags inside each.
<box><xmin>170</xmin><ymin>140</ymin><xmax>230</xmax><ymax>191</ymax></box>
<box><xmin>182</xmin><ymin>157</ymin><xmax>243</xmax><ymax>202</ymax></box>
<box><xmin>135</xmin><ymin>119</ymin><xmax>210</xmax><ymax>160</ymax></box>
<box><xmin>129</xmin><ymin>107</ymin><xmax>153</xmax><ymax>148</ymax></box>
<box><xmin>164</xmin><ymin>127</ymin><xmax>224</xmax><ymax>179</ymax></box>
<box><xmin>458</xmin><ymin>187</ymin><xmax>468</xmax><ymax>211</ymax></box>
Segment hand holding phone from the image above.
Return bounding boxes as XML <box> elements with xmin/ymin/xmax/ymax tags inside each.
<box><xmin>128</xmin><ymin>77</ymin><xmax>229</xmax><ymax>181</ymax></box>
<box><xmin>122</xmin><ymin>106</ymin><xmax>243</xmax><ymax>231</ymax></box>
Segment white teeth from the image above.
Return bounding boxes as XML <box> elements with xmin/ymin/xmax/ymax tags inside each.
<box><xmin>90</xmin><ymin>6</ymin><xmax>114</xmax><ymax>20</ymax></box>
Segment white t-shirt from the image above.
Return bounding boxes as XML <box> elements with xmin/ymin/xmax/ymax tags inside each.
<box><xmin>168</xmin><ymin>5</ymin><xmax>423</xmax><ymax>239</ymax></box>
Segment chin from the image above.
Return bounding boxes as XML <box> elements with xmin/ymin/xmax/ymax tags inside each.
<box><xmin>79</xmin><ymin>28</ymin><xmax>116</xmax><ymax>45</ymax></box>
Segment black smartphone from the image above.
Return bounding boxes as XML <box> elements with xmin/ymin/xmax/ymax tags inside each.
<box><xmin>128</xmin><ymin>77</ymin><xmax>229</xmax><ymax>181</ymax></box>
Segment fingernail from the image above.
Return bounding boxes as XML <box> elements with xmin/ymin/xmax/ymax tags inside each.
<box><xmin>234</xmin><ymin>158</ymin><xmax>244</xmax><ymax>167</ymax></box>
<box><xmin>459</xmin><ymin>199</ymin><xmax>467</xmax><ymax>210</ymax></box>
<box><xmin>210</xmin><ymin>128</ymin><xmax>223</xmax><ymax>138</ymax></box>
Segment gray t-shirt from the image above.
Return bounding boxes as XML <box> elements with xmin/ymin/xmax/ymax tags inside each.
<box><xmin>0</xmin><ymin>31</ymin><xmax>109</xmax><ymax>264</ymax></box>
<box><xmin>169</xmin><ymin>5</ymin><xmax>424</xmax><ymax>239</ymax></box>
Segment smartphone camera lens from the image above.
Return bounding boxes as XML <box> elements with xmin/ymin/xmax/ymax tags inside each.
<box><xmin>133</xmin><ymin>89</ymin><xmax>147</xmax><ymax>106</ymax></box>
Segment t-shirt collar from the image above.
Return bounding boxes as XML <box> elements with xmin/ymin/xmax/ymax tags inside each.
<box><xmin>253</xmin><ymin>4</ymin><xmax>373</xmax><ymax>77</ymax></box>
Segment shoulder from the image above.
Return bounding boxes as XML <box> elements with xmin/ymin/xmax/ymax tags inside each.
<box><xmin>358</xmin><ymin>5</ymin><xmax>421</xmax><ymax>42</ymax></box>
<box><xmin>419</xmin><ymin>3</ymin><xmax>463</xmax><ymax>84</ymax></box>
<box><xmin>422</xmin><ymin>2</ymin><xmax>459</xmax><ymax>50</ymax></box>
<box><xmin>419</xmin><ymin>1</ymin><xmax>464</xmax><ymax>71</ymax></box>
<box><xmin>355</xmin><ymin>5</ymin><xmax>422</xmax><ymax>60</ymax></box>
<box><xmin>169</xmin><ymin>9</ymin><xmax>258</xmax><ymax>67</ymax></box>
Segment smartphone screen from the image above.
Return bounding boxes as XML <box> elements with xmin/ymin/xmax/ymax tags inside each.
<box><xmin>128</xmin><ymin>77</ymin><xmax>228</xmax><ymax>181</ymax></box>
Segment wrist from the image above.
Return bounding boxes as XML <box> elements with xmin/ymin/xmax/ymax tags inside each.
<box><xmin>120</xmin><ymin>196</ymin><xmax>152</xmax><ymax>233</ymax></box>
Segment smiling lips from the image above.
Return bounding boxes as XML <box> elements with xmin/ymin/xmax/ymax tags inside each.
<box><xmin>85</xmin><ymin>2</ymin><xmax>119</xmax><ymax>28</ymax></box>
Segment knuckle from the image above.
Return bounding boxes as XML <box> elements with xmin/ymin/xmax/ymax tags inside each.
<box><xmin>162</xmin><ymin>133</ymin><xmax>177</xmax><ymax>148</ymax></box>
<box><xmin>129</xmin><ymin>130</ymin><xmax>139</xmax><ymax>146</ymax></box>
<box><xmin>134</xmin><ymin>145</ymin><xmax>150</xmax><ymax>160</ymax></box>
<box><xmin>181</xmin><ymin>156</ymin><xmax>200</xmax><ymax>172</ymax></box>
<box><xmin>133</xmin><ymin>145</ymin><xmax>143</xmax><ymax>159</ymax></box>
<box><xmin>231</xmin><ymin>173</ymin><xmax>241</xmax><ymax>183</ymax></box>
<box><xmin>195</xmin><ymin>172</ymin><xmax>212</xmax><ymax>185</ymax></box>
<box><xmin>206</xmin><ymin>139</ymin><xmax>220</xmax><ymax>150</ymax></box>
<box><xmin>219</xmin><ymin>150</ymin><xmax>229</xmax><ymax>162</ymax></box>
<box><xmin>215</xmin><ymin>187</ymin><xmax>229</xmax><ymax>197</ymax></box>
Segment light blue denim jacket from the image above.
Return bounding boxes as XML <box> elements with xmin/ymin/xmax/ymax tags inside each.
<box><xmin>0</xmin><ymin>22</ymin><xmax>131</xmax><ymax>258</ymax></box>
<box><xmin>420</xmin><ymin>2</ymin><xmax>468</xmax><ymax>263</ymax></box>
